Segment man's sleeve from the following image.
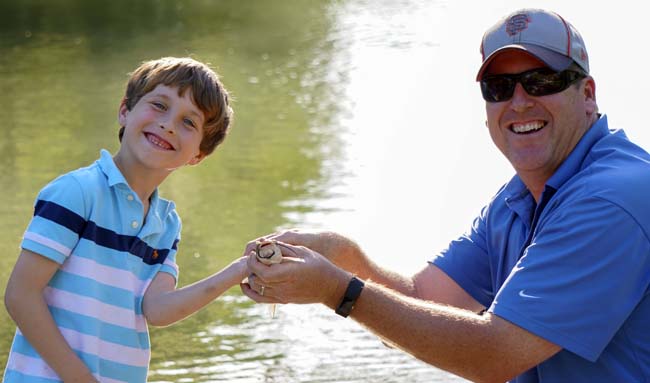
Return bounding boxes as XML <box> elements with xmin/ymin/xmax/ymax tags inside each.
<box><xmin>431</xmin><ymin>205</ymin><xmax>494</xmax><ymax>308</ymax></box>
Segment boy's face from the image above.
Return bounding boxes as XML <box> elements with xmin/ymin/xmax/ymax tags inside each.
<box><xmin>118</xmin><ymin>84</ymin><xmax>206</xmax><ymax>171</ymax></box>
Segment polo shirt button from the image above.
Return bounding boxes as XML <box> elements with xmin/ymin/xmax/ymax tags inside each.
<box><xmin>131</xmin><ymin>221</ymin><xmax>139</xmax><ymax>228</ymax></box>
<box><xmin>127</xmin><ymin>195</ymin><xmax>134</xmax><ymax>201</ymax></box>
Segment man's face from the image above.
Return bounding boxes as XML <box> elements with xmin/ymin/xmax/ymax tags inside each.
<box><xmin>484</xmin><ymin>50</ymin><xmax>596</xmax><ymax>184</ymax></box>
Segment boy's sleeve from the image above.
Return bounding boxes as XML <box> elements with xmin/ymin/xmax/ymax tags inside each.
<box><xmin>158</xmin><ymin>213</ymin><xmax>181</xmax><ymax>284</ymax></box>
<box><xmin>21</xmin><ymin>174</ymin><xmax>87</xmax><ymax>265</ymax></box>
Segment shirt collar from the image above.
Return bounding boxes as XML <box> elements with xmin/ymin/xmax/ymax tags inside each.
<box><xmin>545</xmin><ymin>115</ymin><xmax>609</xmax><ymax>191</ymax></box>
<box><xmin>98</xmin><ymin>149</ymin><xmax>129</xmax><ymax>187</ymax></box>
<box><xmin>97</xmin><ymin>149</ymin><xmax>161</xmax><ymax>204</ymax></box>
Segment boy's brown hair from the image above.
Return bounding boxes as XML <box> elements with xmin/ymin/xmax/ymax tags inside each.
<box><xmin>119</xmin><ymin>57</ymin><xmax>233</xmax><ymax>156</ymax></box>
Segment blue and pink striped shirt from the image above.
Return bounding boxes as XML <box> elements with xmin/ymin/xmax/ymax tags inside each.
<box><xmin>4</xmin><ymin>149</ymin><xmax>181</xmax><ymax>383</ymax></box>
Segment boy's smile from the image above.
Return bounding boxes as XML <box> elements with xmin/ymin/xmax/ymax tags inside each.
<box><xmin>144</xmin><ymin>131</ymin><xmax>174</xmax><ymax>151</ymax></box>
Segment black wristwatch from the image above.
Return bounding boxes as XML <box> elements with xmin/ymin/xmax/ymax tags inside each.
<box><xmin>335</xmin><ymin>276</ymin><xmax>365</xmax><ymax>318</ymax></box>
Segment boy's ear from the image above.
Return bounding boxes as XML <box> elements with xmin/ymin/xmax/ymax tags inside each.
<box><xmin>187</xmin><ymin>153</ymin><xmax>206</xmax><ymax>166</ymax></box>
<box><xmin>118</xmin><ymin>98</ymin><xmax>129</xmax><ymax>126</ymax></box>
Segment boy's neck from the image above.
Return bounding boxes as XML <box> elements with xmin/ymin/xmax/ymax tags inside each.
<box><xmin>112</xmin><ymin>154</ymin><xmax>169</xmax><ymax>206</ymax></box>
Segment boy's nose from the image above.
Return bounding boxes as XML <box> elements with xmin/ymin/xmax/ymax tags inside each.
<box><xmin>159</xmin><ymin>123</ymin><xmax>175</xmax><ymax>135</ymax></box>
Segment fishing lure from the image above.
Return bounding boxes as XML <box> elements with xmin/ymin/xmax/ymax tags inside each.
<box><xmin>255</xmin><ymin>239</ymin><xmax>283</xmax><ymax>265</ymax></box>
<box><xmin>254</xmin><ymin>239</ymin><xmax>283</xmax><ymax>317</ymax></box>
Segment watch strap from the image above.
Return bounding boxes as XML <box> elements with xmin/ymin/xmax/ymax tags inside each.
<box><xmin>335</xmin><ymin>276</ymin><xmax>365</xmax><ymax>318</ymax></box>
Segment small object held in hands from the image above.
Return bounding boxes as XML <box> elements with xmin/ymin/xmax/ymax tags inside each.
<box><xmin>254</xmin><ymin>239</ymin><xmax>283</xmax><ymax>318</ymax></box>
<box><xmin>255</xmin><ymin>239</ymin><xmax>283</xmax><ymax>265</ymax></box>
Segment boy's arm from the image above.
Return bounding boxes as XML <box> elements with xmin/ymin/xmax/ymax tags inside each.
<box><xmin>143</xmin><ymin>256</ymin><xmax>248</xmax><ymax>326</ymax></box>
<box><xmin>4</xmin><ymin>250</ymin><xmax>99</xmax><ymax>383</ymax></box>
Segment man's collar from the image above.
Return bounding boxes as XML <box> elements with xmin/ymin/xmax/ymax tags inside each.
<box><xmin>545</xmin><ymin>115</ymin><xmax>609</xmax><ymax>191</ymax></box>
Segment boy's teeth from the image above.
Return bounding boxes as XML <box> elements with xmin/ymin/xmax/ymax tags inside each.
<box><xmin>512</xmin><ymin>122</ymin><xmax>544</xmax><ymax>133</ymax></box>
<box><xmin>147</xmin><ymin>133</ymin><xmax>172</xmax><ymax>149</ymax></box>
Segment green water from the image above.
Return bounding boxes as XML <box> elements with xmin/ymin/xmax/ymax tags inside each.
<box><xmin>1</xmin><ymin>0</ymin><xmax>338</xmax><ymax>377</ymax></box>
<box><xmin>0</xmin><ymin>1</ymin><xmax>467</xmax><ymax>381</ymax></box>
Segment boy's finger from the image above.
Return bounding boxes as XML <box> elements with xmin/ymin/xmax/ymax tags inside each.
<box><xmin>242</xmin><ymin>240</ymin><xmax>259</xmax><ymax>257</ymax></box>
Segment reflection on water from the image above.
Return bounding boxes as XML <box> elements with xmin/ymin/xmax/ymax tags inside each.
<box><xmin>0</xmin><ymin>1</ymin><xmax>465</xmax><ymax>382</ymax></box>
<box><xmin>149</xmin><ymin>300</ymin><xmax>448</xmax><ymax>383</ymax></box>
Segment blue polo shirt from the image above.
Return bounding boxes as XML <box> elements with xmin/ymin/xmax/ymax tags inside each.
<box><xmin>4</xmin><ymin>150</ymin><xmax>181</xmax><ymax>383</ymax></box>
<box><xmin>432</xmin><ymin>116</ymin><xmax>650</xmax><ymax>382</ymax></box>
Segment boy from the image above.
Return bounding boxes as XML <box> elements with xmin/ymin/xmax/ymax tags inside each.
<box><xmin>3</xmin><ymin>57</ymin><xmax>247</xmax><ymax>383</ymax></box>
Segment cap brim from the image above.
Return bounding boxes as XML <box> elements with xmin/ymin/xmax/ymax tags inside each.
<box><xmin>476</xmin><ymin>44</ymin><xmax>574</xmax><ymax>81</ymax></box>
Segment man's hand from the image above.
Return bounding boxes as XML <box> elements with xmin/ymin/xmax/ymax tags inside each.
<box><xmin>242</xmin><ymin>229</ymin><xmax>363</xmax><ymax>271</ymax></box>
<box><xmin>241</xmin><ymin>241</ymin><xmax>351</xmax><ymax>309</ymax></box>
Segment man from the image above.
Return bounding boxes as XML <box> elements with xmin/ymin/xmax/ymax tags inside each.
<box><xmin>242</xmin><ymin>9</ymin><xmax>650</xmax><ymax>382</ymax></box>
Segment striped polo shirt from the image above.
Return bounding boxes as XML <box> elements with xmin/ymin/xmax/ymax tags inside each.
<box><xmin>4</xmin><ymin>149</ymin><xmax>181</xmax><ymax>383</ymax></box>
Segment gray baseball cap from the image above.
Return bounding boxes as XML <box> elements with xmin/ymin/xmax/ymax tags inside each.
<box><xmin>476</xmin><ymin>9</ymin><xmax>589</xmax><ymax>80</ymax></box>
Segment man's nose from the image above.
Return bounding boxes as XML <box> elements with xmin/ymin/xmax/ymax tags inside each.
<box><xmin>509</xmin><ymin>83</ymin><xmax>534</xmax><ymax>112</ymax></box>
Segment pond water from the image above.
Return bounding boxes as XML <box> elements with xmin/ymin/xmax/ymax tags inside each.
<box><xmin>1</xmin><ymin>1</ymin><xmax>648</xmax><ymax>382</ymax></box>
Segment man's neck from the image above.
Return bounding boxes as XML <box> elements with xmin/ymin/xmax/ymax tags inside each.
<box><xmin>517</xmin><ymin>171</ymin><xmax>551</xmax><ymax>204</ymax></box>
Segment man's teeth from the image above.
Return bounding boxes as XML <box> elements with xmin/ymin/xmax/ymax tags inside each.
<box><xmin>512</xmin><ymin>122</ymin><xmax>544</xmax><ymax>133</ymax></box>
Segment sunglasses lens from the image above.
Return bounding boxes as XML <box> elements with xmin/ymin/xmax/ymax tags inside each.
<box><xmin>481</xmin><ymin>77</ymin><xmax>515</xmax><ymax>102</ymax></box>
<box><xmin>521</xmin><ymin>71</ymin><xmax>565</xmax><ymax>97</ymax></box>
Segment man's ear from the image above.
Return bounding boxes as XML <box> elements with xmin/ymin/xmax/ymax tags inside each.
<box><xmin>118</xmin><ymin>98</ymin><xmax>129</xmax><ymax>127</ymax></box>
<box><xmin>188</xmin><ymin>153</ymin><xmax>206</xmax><ymax>166</ymax></box>
<box><xmin>583</xmin><ymin>77</ymin><xmax>597</xmax><ymax>116</ymax></box>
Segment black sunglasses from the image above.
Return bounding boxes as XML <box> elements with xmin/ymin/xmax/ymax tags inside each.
<box><xmin>480</xmin><ymin>68</ymin><xmax>586</xmax><ymax>103</ymax></box>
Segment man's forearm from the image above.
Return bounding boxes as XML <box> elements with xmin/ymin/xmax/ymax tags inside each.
<box><xmin>320</xmin><ymin>234</ymin><xmax>418</xmax><ymax>297</ymax></box>
<box><xmin>329</xmin><ymin>279</ymin><xmax>559</xmax><ymax>383</ymax></box>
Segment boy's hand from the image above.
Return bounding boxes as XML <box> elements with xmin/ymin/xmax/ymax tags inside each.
<box><xmin>230</xmin><ymin>255</ymin><xmax>250</xmax><ymax>284</ymax></box>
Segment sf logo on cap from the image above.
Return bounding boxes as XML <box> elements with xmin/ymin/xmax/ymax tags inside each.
<box><xmin>506</xmin><ymin>14</ymin><xmax>530</xmax><ymax>36</ymax></box>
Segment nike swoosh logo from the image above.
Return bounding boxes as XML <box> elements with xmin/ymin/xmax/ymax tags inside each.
<box><xmin>518</xmin><ymin>290</ymin><xmax>540</xmax><ymax>299</ymax></box>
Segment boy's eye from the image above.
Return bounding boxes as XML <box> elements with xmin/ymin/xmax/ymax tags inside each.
<box><xmin>151</xmin><ymin>102</ymin><xmax>167</xmax><ymax>110</ymax></box>
<box><xmin>183</xmin><ymin>118</ymin><xmax>197</xmax><ymax>129</ymax></box>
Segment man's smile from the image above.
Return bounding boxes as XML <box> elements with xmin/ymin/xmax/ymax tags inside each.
<box><xmin>510</xmin><ymin>121</ymin><xmax>546</xmax><ymax>134</ymax></box>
